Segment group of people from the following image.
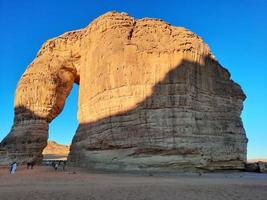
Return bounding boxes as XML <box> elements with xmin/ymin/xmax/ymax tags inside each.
<box><xmin>26</xmin><ymin>161</ymin><xmax>35</xmax><ymax>169</ymax></box>
<box><xmin>52</xmin><ymin>161</ymin><xmax>66</xmax><ymax>171</ymax></box>
<box><xmin>8</xmin><ymin>160</ymin><xmax>66</xmax><ymax>174</ymax></box>
<box><xmin>9</xmin><ymin>161</ymin><xmax>34</xmax><ymax>174</ymax></box>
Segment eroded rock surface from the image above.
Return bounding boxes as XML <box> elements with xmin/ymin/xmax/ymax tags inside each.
<box><xmin>42</xmin><ymin>141</ymin><xmax>70</xmax><ymax>160</ymax></box>
<box><xmin>0</xmin><ymin>12</ymin><xmax>247</xmax><ymax>171</ymax></box>
<box><xmin>245</xmin><ymin>162</ymin><xmax>267</xmax><ymax>173</ymax></box>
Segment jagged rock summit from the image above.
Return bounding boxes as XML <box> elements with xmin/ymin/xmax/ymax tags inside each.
<box><xmin>0</xmin><ymin>11</ymin><xmax>247</xmax><ymax>171</ymax></box>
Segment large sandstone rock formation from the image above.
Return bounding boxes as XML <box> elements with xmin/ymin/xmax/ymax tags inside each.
<box><xmin>0</xmin><ymin>12</ymin><xmax>247</xmax><ymax>171</ymax></box>
<box><xmin>42</xmin><ymin>141</ymin><xmax>70</xmax><ymax>160</ymax></box>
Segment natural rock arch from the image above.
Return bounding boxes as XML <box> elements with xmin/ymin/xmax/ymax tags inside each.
<box><xmin>0</xmin><ymin>12</ymin><xmax>247</xmax><ymax>171</ymax></box>
<box><xmin>0</xmin><ymin>30</ymin><xmax>81</xmax><ymax>163</ymax></box>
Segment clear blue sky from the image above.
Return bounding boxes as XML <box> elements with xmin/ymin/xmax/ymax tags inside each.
<box><xmin>0</xmin><ymin>0</ymin><xmax>266</xmax><ymax>159</ymax></box>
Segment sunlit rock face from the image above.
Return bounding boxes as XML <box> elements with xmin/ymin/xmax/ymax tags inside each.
<box><xmin>0</xmin><ymin>12</ymin><xmax>247</xmax><ymax>171</ymax></box>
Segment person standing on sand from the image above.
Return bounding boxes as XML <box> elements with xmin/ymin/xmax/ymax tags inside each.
<box><xmin>9</xmin><ymin>162</ymin><xmax>13</xmax><ymax>174</ymax></box>
<box><xmin>54</xmin><ymin>163</ymin><xmax>58</xmax><ymax>171</ymax></box>
<box><xmin>30</xmin><ymin>161</ymin><xmax>35</xmax><ymax>169</ymax></box>
<box><xmin>10</xmin><ymin>162</ymin><xmax>17</xmax><ymax>174</ymax></box>
<box><xmin>27</xmin><ymin>162</ymin><xmax>30</xmax><ymax>169</ymax></box>
<box><xmin>62</xmin><ymin>162</ymin><xmax>66</xmax><ymax>171</ymax></box>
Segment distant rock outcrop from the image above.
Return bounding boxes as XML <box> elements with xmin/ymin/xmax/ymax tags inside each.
<box><xmin>0</xmin><ymin>12</ymin><xmax>247</xmax><ymax>171</ymax></box>
<box><xmin>42</xmin><ymin>141</ymin><xmax>70</xmax><ymax>160</ymax></box>
<box><xmin>245</xmin><ymin>162</ymin><xmax>267</xmax><ymax>173</ymax></box>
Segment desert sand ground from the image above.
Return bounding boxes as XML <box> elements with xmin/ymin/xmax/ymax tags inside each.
<box><xmin>0</xmin><ymin>166</ymin><xmax>266</xmax><ymax>200</ymax></box>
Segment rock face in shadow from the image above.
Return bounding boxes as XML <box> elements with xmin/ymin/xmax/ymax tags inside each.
<box><xmin>245</xmin><ymin>162</ymin><xmax>267</xmax><ymax>173</ymax></box>
<box><xmin>0</xmin><ymin>12</ymin><xmax>247</xmax><ymax>171</ymax></box>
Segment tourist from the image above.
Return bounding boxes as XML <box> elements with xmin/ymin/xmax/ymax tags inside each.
<box><xmin>27</xmin><ymin>162</ymin><xmax>30</xmax><ymax>169</ymax></box>
<box><xmin>9</xmin><ymin>162</ymin><xmax>13</xmax><ymax>174</ymax></box>
<box><xmin>10</xmin><ymin>162</ymin><xmax>17</xmax><ymax>174</ymax></box>
<box><xmin>62</xmin><ymin>162</ymin><xmax>66</xmax><ymax>171</ymax></box>
<box><xmin>54</xmin><ymin>163</ymin><xmax>58</xmax><ymax>171</ymax></box>
<box><xmin>30</xmin><ymin>161</ymin><xmax>35</xmax><ymax>169</ymax></box>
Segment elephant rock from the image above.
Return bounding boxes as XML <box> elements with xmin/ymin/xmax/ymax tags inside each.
<box><xmin>0</xmin><ymin>12</ymin><xmax>247</xmax><ymax>172</ymax></box>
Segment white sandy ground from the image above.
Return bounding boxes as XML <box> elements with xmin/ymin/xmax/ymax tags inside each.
<box><xmin>0</xmin><ymin>166</ymin><xmax>266</xmax><ymax>200</ymax></box>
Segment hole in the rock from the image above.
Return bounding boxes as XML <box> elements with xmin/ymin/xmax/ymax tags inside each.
<box><xmin>42</xmin><ymin>84</ymin><xmax>79</xmax><ymax>161</ymax></box>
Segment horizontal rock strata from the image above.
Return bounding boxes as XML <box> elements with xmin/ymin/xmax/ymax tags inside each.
<box><xmin>1</xmin><ymin>12</ymin><xmax>247</xmax><ymax>171</ymax></box>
